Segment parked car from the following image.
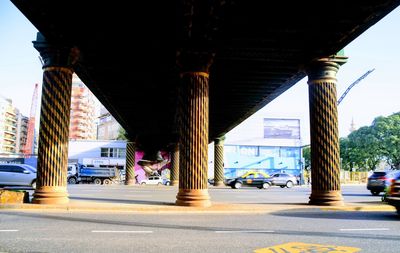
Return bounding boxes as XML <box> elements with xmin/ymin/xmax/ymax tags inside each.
<box><xmin>387</xmin><ymin>172</ymin><xmax>400</xmax><ymax>215</ymax></box>
<box><xmin>0</xmin><ymin>164</ymin><xmax>37</xmax><ymax>188</ymax></box>
<box><xmin>265</xmin><ymin>173</ymin><xmax>297</xmax><ymax>188</ymax></box>
<box><xmin>140</xmin><ymin>176</ymin><xmax>163</xmax><ymax>185</ymax></box>
<box><xmin>163</xmin><ymin>179</ymin><xmax>171</xmax><ymax>186</ymax></box>
<box><xmin>367</xmin><ymin>170</ymin><xmax>400</xmax><ymax>196</ymax></box>
<box><xmin>226</xmin><ymin>172</ymin><xmax>271</xmax><ymax>189</ymax></box>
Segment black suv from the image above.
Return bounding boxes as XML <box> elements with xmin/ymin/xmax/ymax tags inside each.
<box><xmin>387</xmin><ymin>173</ymin><xmax>400</xmax><ymax>215</ymax></box>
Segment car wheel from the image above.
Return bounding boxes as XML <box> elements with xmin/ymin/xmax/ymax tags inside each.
<box><xmin>165</xmin><ymin>181</ymin><xmax>170</xmax><ymax>186</ymax></box>
<box><xmin>371</xmin><ymin>191</ymin><xmax>380</xmax><ymax>196</ymax></box>
<box><xmin>93</xmin><ymin>178</ymin><xmax>102</xmax><ymax>185</ymax></box>
<box><xmin>31</xmin><ymin>180</ymin><xmax>36</xmax><ymax>189</ymax></box>
<box><xmin>286</xmin><ymin>181</ymin><xmax>294</xmax><ymax>188</ymax></box>
<box><xmin>68</xmin><ymin>177</ymin><xmax>77</xmax><ymax>184</ymax></box>
<box><xmin>234</xmin><ymin>182</ymin><xmax>242</xmax><ymax>189</ymax></box>
<box><xmin>141</xmin><ymin>182</ymin><xmax>146</xmax><ymax>185</ymax></box>
<box><xmin>262</xmin><ymin>182</ymin><xmax>270</xmax><ymax>189</ymax></box>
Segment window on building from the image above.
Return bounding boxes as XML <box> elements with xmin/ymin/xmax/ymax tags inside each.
<box><xmin>100</xmin><ymin>147</ymin><xmax>126</xmax><ymax>158</ymax></box>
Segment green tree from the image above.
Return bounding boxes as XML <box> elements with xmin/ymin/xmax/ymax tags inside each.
<box><xmin>347</xmin><ymin>126</ymin><xmax>381</xmax><ymax>171</ymax></box>
<box><xmin>116</xmin><ymin>127</ymin><xmax>128</xmax><ymax>140</ymax></box>
<box><xmin>372</xmin><ymin>112</ymin><xmax>400</xmax><ymax>169</ymax></box>
<box><xmin>340</xmin><ymin>137</ymin><xmax>353</xmax><ymax>171</ymax></box>
<box><xmin>302</xmin><ymin>146</ymin><xmax>311</xmax><ymax>170</ymax></box>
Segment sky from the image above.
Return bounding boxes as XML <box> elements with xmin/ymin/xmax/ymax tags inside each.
<box><xmin>1</xmin><ymin>1</ymin><xmax>399</xmax><ymax>145</ymax></box>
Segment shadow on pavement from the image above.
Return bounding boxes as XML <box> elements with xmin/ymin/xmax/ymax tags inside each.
<box><xmin>271</xmin><ymin>209</ymin><xmax>400</xmax><ymax>221</ymax></box>
<box><xmin>69</xmin><ymin>196</ymin><xmax>174</xmax><ymax>206</ymax></box>
<box><xmin>2</xmin><ymin>211</ymin><xmax>400</xmax><ymax>242</ymax></box>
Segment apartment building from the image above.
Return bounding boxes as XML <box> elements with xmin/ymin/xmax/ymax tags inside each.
<box><xmin>69</xmin><ymin>74</ymin><xmax>97</xmax><ymax>140</ymax></box>
<box><xmin>0</xmin><ymin>96</ymin><xmax>28</xmax><ymax>154</ymax></box>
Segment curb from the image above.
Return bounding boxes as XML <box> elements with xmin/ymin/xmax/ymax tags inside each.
<box><xmin>0</xmin><ymin>202</ymin><xmax>396</xmax><ymax>214</ymax></box>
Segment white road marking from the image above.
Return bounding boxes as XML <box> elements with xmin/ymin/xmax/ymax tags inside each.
<box><xmin>91</xmin><ymin>230</ymin><xmax>153</xmax><ymax>233</ymax></box>
<box><xmin>0</xmin><ymin>230</ymin><xmax>18</xmax><ymax>232</ymax></box>
<box><xmin>215</xmin><ymin>230</ymin><xmax>274</xmax><ymax>233</ymax></box>
<box><xmin>339</xmin><ymin>228</ymin><xmax>389</xmax><ymax>231</ymax></box>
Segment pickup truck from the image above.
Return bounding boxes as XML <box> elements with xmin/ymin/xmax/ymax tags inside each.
<box><xmin>67</xmin><ymin>163</ymin><xmax>120</xmax><ymax>185</ymax></box>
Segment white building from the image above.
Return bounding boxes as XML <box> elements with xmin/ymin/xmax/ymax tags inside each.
<box><xmin>68</xmin><ymin>140</ymin><xmax>127</xmax><ymax>169</ymax></box>
<box><xmin>209</xmin><ymin>115</ymin><xmax>303</xmax><ymax>179</ymax></box>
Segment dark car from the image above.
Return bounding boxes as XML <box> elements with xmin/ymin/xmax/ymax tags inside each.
<box><xmin>226</xmin><ymin>172</ymin><xmax>271</xmax><ymax>189</ymax></box>
<box><xmin>387</xmin><ymin>173</ymin><xmax>400</xmax><ymax>215</ymax></box>
<box><xmin>367</xmin><ymin>170</ymin><xmax>400</xmax><ymax>196</ymax></box>
<box><xmin>265</xmin><ymin>173</ymin><xmax>297</xmax><ymax>188</ymax></box>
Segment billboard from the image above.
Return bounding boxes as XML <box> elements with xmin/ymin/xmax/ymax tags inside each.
<box><xmin>264</xmin><ymin>118</ymin><xmax>300</xmax><ymax>139</ymax></box>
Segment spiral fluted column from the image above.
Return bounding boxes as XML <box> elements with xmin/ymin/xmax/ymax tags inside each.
<box><xmin>214</xmin><ymin>137</ymin><xmax>225</xmax><ymax>187</ymax></box>
<box><xmin>307</xmin><ymin>56</ymin><xmax>347</xmax><ymax>206</ymax></box>
<box><xmin>170</xmin><ymin>143</ymin><xmax>179</xmax><ymax>186</ymax></box>
<box><xmin>125</xmin><ymin>141</ymin><xmax>136</xmax><ymax>185</ymax></box>
<box><xmin>176</xmin><ymin>72</ymin><xmax>211</xmax><ymax>207</ymax></box>
<box><xmin>32</xmin><ymin>33</ymin><xmax>78</xmax><ymax>204</ymax></box>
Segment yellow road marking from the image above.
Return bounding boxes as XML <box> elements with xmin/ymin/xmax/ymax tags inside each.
<box><xmin>254</xmin><ymin>242</ymin><xmax>361</xmax><ymax>253</ymax></box>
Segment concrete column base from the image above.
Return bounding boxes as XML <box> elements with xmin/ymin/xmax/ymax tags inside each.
<box><xmin>176</xmin><ymin>189</ymin><xmax>211</xmax><ymax>207</ymax></box>
<box><xmin>170</xmin><ymin>180</ymin><xmax>179</xmax><ymax>186</ymax></box>
<box><xmin>32</xmin><ymin>186</ymin><xmax>69</xmax><ymax>204</ymax></box>
<box><xmin>213</xmin><ymin>181</ymin><xmax>225</xmax><ymax>187</ymax></box>
<box><xmin>309</xmin><ymin>190</ymin><xmax>344</xmax><ymax>206</ymax></box>
<box><xmin>125</xmin><ymin>179</ymin><xmax>136</xmax><ymax>186</ymax></box>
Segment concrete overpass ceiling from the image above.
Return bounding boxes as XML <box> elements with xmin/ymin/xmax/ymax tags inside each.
<box><xmin>11</xmin><ymin>0</ymin><xmax>400</xmax><ymax>149</ymax></box>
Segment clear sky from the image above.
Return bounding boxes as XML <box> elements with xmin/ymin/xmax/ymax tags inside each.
<box><xmin>1</xmin><ymin>1</ymin><xmax>399</xmax><ymax>145</ymax></box>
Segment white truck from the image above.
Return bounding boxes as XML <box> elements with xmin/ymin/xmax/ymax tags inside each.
<box><xmin>67</xmin><ymin>163</ymin><xmax>121</xmax><ymax>185</ymax></box>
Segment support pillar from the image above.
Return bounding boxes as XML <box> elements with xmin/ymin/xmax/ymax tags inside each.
<box><xmin>214</xmin><ymin>137</ymin><xmax>225</xmax><ymax>187</ymax></box>
<box><xmin>307</xmin><ymin>55</ymin><xmax>347</xmax><ymax>206</ymax></box>
<box><xmin>32</xmin><ymin>33</ymin><xmax>79</xmax><ymax>204</ymax></box>
<box><xmin>125</xmin><ymin>141</ymin><xmax>136</xmax><ymax>185</ymax></box>
<box><xmin>175</xmin><ymin>71</ymin><xmax>211</xmax><ymax>207</ymax></box>
<box><xmin>170</xmin><ymin>143</ymin><xmax>179</xmax><ymax>186</ymax></box>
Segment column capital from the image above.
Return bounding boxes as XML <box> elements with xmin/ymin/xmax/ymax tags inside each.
<box><xmin>306</xmin><ymin>55</ymin><xmax>348</xmax><ymax>82</ymax></box>
<box><xmin>33</xmin><ymin>33</ymin><xmax>79</xmax><ymax>69</ymax></box>
<box><xmin>176</xmin><ymin>48</ymin><xmax>215</xmax><ymax>73</ymax></box>
<box><xmin>214</xmin><ymin>136</ymin><xmax>225</xmax><ymax>145</ymax></box>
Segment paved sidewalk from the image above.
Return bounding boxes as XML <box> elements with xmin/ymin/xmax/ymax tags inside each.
<box><xmin>0</xmin><ymin>185</ymin><xmax>395</xmax><ymax>214</ymax></box>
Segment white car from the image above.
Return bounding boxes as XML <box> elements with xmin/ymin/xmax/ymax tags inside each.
<box><xmin>0</xmin><ymin>164</ymin><xmax>37</xmax><ymax>188</ymax></box>
<box><xmin>140</xmin><ymin>176</ymin><xmax>163</xmax><ymax>185</ymax></box>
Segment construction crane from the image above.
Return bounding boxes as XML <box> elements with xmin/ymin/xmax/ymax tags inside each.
<box><xmin>337</xmin><ymin>69</ymin><xmax>375</xmax><ymax>105</ymax></box>
<box><xmin>22</xmin><ymin>83</ymin><xmax>39</xmax><ymax>156</ymax></box>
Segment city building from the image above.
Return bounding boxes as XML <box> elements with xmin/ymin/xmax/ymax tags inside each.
<box><xmin>69</xmin><ymin>74</ymin><xmax>97</xmax><ymax>140</ymax></box>
<box><xmin>0</xmin><ymin>95</ymin><xmax>29</xmax><ymax>154</ymax></box>
<box><xmin>209</xmin><ymin>117</ymin><xmax>303</xmax><ymax>180</ymax></box>
<box><xmin>15</xmin><ymin>114</ymin><xmax>28</xmax><ymax>153</ymax></box>
<box><xmin>97</xmin><ymin>105</ymin><xmax>122</xmax><ymax>140</ymax></box>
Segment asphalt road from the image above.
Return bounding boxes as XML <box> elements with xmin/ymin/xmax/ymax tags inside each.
<box><xmin>1</xmin><ymin>185</ymin><xmax>399</xmax><ymax>253</ymax></box>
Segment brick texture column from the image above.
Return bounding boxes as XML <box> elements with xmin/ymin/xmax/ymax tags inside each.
<box><xmin>125</xmin><ymin>141</ymin><xmax>136</xmax><ymax>185</ymax></box>
<box><xmin>32</xmin><ymin>33</ymin><xmax>78</xmax><ymax>204</ymax></box>
<box><xmin>214</xmin><ymin>137</ymin><xmax>225</xmax><ymax>187</ymax></box>
<box><xmin>176</xmin><ymin>71</ymin><xmax>211</xmax><ymax>207</ymax></box>
<box><xmin>307</xmin><ymin>56</ymin><xmax>347</xmax><ymax>206</ymax></box>
<box><xmin>170</xmin><ymin>143</ymin><xmax>179</xmax><ymax>186</ymax></box>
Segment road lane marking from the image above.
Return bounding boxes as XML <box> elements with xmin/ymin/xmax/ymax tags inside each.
<box><xmin>340</xmin><ymin>228</ymin><xmax>389</xmax><ymax>231</ymax></box>
<box><xmin>91</xmin><ymin>230</ymin><xmax>153</xmax><ymax>233</ymax></box>
<box><xmin>0</xmin><ymin>230</ymin><xmax>18</xmax><ymax>232</ymax></box>
<box><xmin>215</xmin><ymin>230</ymin><xmax>274</xmax><ymax>234</ymax></box>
